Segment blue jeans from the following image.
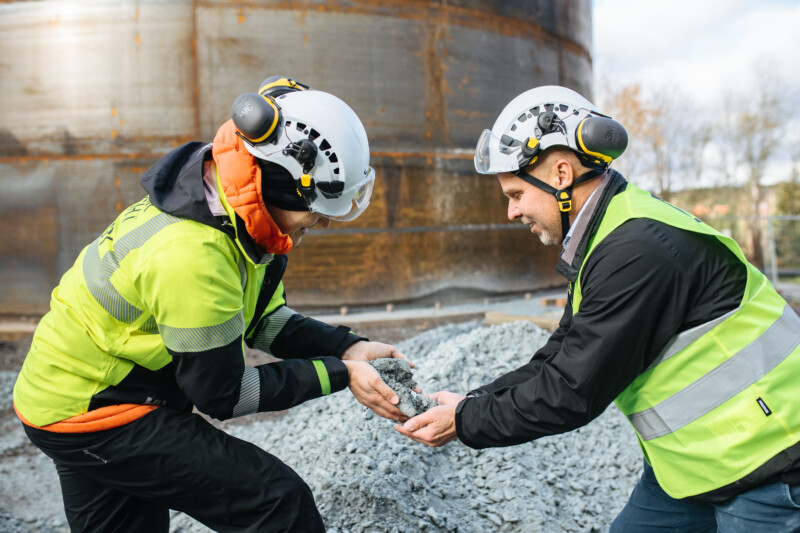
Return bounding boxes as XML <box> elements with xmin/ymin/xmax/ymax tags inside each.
<box><xmin>610</xmin><ymin>461</ymin><xmax>800</xmax><ymax>532</ymax></box>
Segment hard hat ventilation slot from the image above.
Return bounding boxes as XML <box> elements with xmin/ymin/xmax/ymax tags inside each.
<box><xmin>328</xmin><ymin>153</ymin><xmax>338</xmax><ymax>163</ymax></box>
<box><xmin>500</xmin><ymin>134</ymin><xmax>518</xmax><ymax>146</ymax></box>
<box><xmin>296</xmin><ymin>122</ymin><xmax>307</xmax><ymax>132</ymax></box>
<box><xmin>319</xmin><ymin>139</ymin><xmax>331</xmax><ymax>151</ymax></box>
<box><xmin>308</xmin><ymin>129</ymin><xmax>320</xmax><ymax>141</ymax></box>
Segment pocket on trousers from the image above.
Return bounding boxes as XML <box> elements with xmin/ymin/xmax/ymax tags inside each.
<box><xmin>785</xmin><ymin>483</ymin><xmax>800</xmax><ymax>508</ymax></box>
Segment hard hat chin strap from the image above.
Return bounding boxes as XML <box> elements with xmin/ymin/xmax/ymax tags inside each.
<box><xmin>513</xmin><ymin>168</ymin><xmax>605</xmax><ymax>240</ymax></box>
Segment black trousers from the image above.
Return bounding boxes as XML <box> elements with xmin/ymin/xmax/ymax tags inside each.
<box><xmin>23</xmin><ymin>407</ymin><xmax>325</xmax><ymax>533</ymax></box>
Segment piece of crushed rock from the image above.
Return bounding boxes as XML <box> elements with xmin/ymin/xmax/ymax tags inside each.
<box><xmin>370</xmin><ymin>358</ymin><xmax>437</xmax><ymax>417</ymax></box>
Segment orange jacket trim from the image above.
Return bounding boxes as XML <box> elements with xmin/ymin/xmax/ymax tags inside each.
<box><xmin>15</xmin><ymin>403</ymin><xmax>158</xmax><ymax>433</ymax></box>
<box><xmin>212</xmin><ymin>120</ymin><xmax>294</xmax><ymax>256</ymax></box>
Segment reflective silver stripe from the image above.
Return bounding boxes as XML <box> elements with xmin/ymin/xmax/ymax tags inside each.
<box><xmin>159</xmin><ymin>312</ymin><xmax>244</xmax><ymax>352</ymax></box>
<box><xmin>646</xmin><ymin>307</ymin><xmax>739</xmax><ymax>371</ymax></box>
<box><xmin>253</xmin><ymin>306</ymin><xmax>296</xmax><ymax>354</ymax></box>
<box><xmin>630</xmin><ymin>305</ymin><xmax>800</xmax><ymax>440</ymax></box>
<box><xmin>140</xmin><ymin>315</ymin><xmax>159</xmax><ymax>334</ymax></box>
<box><xmin>83</xmin><ymin>213</ymin><xmax>182</xmax><ymax>324</ymax></box>
<box><xmin>113</xmin><ymin>213</ymin><xmax>183</xmax><ymax>260</ymax></box>
<box><xmin>232</xmin><ymin>366</ymin><xmax>260</xmax><ymax>417</ymax></box>
<box><xmin>83</xmin><ymin>240</ymin><xmax>142</xmax><ymax>323</ymax></box>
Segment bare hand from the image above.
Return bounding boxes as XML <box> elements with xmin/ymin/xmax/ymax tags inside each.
<box><xmin>428</xmin><ymin>390</ymin><xmax>466</xmax><ymax>407</ymax></box>
<box><xmin>394</xmin><ymin>404</ymin><xmax>457</xmax><ymax>447</ymax></box>
<box><xmin>342</xmin><ymin>340</ymin><xmax>414</xmax><ymax>368</ymax></box>
<box><xmin>343</xmin><ymin>360</ymin><xmax>407</xmax><ymax>421</ymax></box>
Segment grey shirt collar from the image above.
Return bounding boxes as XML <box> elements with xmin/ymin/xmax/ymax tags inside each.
<box><xmin>560</xmin><ymin>171</ymin><xmax>610</xmax><ymax>265</ymax></box>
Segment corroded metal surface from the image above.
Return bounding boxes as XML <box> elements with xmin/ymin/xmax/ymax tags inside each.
<box><xmin>0</xmin><ymin>0</ymin><xmax>591</xmax><ymax>312</ymax></box>
<box><xmin>283</xmin><ymin>155</ymin><xmax>564</xmax><ymax>306</ymax></box>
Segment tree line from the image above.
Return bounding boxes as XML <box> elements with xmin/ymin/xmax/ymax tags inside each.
<box><xmin>597</xmin><ymin>67</ymin><xmax>799</xmax><ymax>271</ymax></box>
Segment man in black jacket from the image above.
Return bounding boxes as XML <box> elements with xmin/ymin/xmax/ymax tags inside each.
<box><xmin>396</xmin><ymin>86</ymin><xmax>800</xmax><ymax>531</ymax></box>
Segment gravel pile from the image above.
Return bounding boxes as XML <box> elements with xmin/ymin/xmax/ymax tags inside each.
<box><xmin>176</xmin><ymin>320</ymin><xmax>643</xmax><ymax>532</ymax></box>
<box><xmin>1</xmin><ymin>321</ymin><xmax>643</xmax><ymax>532</ymax></box>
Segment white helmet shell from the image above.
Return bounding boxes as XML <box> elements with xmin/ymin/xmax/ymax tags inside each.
<box><xmin>244</xmin><ymin>90</ymin><xmax>374</xmax><ymax>221</ymax></box>
<box><xmin>475</xmin><ymin>85</ymin><xmax>612</xmax><ymax>174</ymax></box>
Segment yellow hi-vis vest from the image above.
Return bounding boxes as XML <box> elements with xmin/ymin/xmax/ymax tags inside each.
<box><xmin>572</xmin><ymin>184</ymin><xmax>800</xmax><ymax>499</ymax></box>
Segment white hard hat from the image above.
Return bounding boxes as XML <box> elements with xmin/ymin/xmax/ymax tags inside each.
<box><xmin>474</xmin><ymin>85</ymin><xmax>627</xmax><ymax>174</ymax></box>
<box><xmin>232</xmin><ymin>88</ymin><xmax>374</xmax><ymax>222</ymax></box>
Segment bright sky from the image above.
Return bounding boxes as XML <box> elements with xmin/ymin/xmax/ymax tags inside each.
<box><xmin>591</xmin><ymin>0</ymin><xmax>800</xmax><ymax>185</ymax></box>
<box><xmin>592</xmin><ymin>0</ymin><xmax>800</xmax><ymax>105</ymax></box>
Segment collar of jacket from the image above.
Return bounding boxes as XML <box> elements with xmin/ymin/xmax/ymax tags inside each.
<box><xmin>139</xmin><ymin>141</ymin><xmax>273</xmax><ymax>264</ymax></box>
<box><xmin>555</xmin><ymin>169</ymin><xmax>628</xmax><ymax>283</ymax></box>
<box><xmin>141</xmin><ymin>141</ymin><xmax>219</xmax><ymax>226</ymax></box>
<box><xmin>212</xmin><ymin>119</ymin><xmax>293</xmax><ymax>256</ymax></box>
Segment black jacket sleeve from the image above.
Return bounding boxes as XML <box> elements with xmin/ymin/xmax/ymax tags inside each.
<box><xmin>170</xmin><ymin>338</ymin><xmax>348</xmax><ymax>421</ymax></box>
<box><xmin>269</xmin><ymin>313</ymin><xmax>366</xmax><ymax>359</ymax></box>
<box><xmin>253</xmin><ymin>356</ymin><xmax>348</xmax><ymax>412</ymax></box>
<box><xmin>456</xmin><ymin>219</ymin><xmax>746</xmax><ymax>448</ymax></box>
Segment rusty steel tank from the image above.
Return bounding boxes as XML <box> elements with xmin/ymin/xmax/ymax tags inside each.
<box><xmin>0</xmin><ymin>0</ymin><xmax>593</xmax><ymax>313</ymax></box>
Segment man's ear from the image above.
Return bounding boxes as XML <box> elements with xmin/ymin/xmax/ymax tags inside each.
<box><xmin>552</xmin><ymin>158</ymin><xmax>575</xmax><ymax>190</ymax></box>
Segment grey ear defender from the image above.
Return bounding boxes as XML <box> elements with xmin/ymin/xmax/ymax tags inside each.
<box><xmin>575</xmin><ymin>116</ymin><xmax>628</xmax><ymax>165</ymax></box>
<box><xmin>231</xmin><ymin>92</ymin><xmax>281</xmax><ymax>145</ymax></box>
<box><xmin>232</xmin><ymin>77</ymin><xmax>311</xmax><ymax>146</ymax></box>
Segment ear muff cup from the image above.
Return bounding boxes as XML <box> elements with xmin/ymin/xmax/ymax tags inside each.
<box><xmin>231</xmin><ymin>92</ymin><xmax>281</xmax><ymax>144</ymax></box>
<box><xmin>576</xmin><ymin>116</ymin><xmax>628</xmax><ymax>163</ymax></box>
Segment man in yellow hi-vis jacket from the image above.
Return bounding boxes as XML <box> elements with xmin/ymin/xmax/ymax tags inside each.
<box><xmin>397</xmin><ymin>85</ymin><xmax>800</xmax><ymax>532</ymax></box>
<box><xmin>14</xmin><ymin>77</ymin><xmax>407</xmax><ymax>532</ymax></box>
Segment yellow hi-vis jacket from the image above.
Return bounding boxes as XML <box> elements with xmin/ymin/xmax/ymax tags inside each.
<box><xmin>572</xmin><ymin>183</ymin><xmax>800</xmax><ymax>499</ymax></box>
<box><xmin>14</xmin><ymin>135</ymin><xmax>356</xmax><ymax>430</ymax></box>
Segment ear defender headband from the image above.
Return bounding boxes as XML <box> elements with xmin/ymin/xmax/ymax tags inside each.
<box><xmin>513</xmin><ymin>113</ymin><xmax>627</xmax><ymax>240</ymax></box>
<box><xmin>259</xmin><ymin>76</ymin><xmax>310</xmax><ymax>98</ymax></box>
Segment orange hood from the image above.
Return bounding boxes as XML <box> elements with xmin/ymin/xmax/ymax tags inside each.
<box><xmin>212</xmin><ymin>120</ymin><xmax>293</xmax><ymax>255</ymax></box>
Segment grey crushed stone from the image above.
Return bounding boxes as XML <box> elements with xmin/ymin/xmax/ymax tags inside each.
<box><xmin>175</xmin><ymin>320</ymin><xmax>643</xmax><ymax>532</ymax></box>
<box><xmin>0</xmin><ymin>370</ymin><xmax>69</xmax><ymax>533</ymax></box>
<box><xmin>1</xmin><ymin>321</ymin><xmax>643</xmax><ymax>532</ymax></box>
<box><xmin>369</xmin><ymin>358</ymin><xmax>437</xmax><ymax>417</ymax></box>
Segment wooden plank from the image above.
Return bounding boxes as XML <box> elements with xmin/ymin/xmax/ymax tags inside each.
<box><xmin>314</xmin><ymin>310</ymin><xmax>486</xmax><ymax>330</ymax></box>
<box><xmin>484</xmin><ymin>311</ymin><xmax>560</xmax><ymax>332</ymax></box>
<box><xmin>0</xmin><ymin>320</ymin><xmax>37</xmax><ymax>342</ymax></box>
<box><xmin>539</xmin><ymin>297</ymin><xmax>568</xmax><ymax>307</ymax></box>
